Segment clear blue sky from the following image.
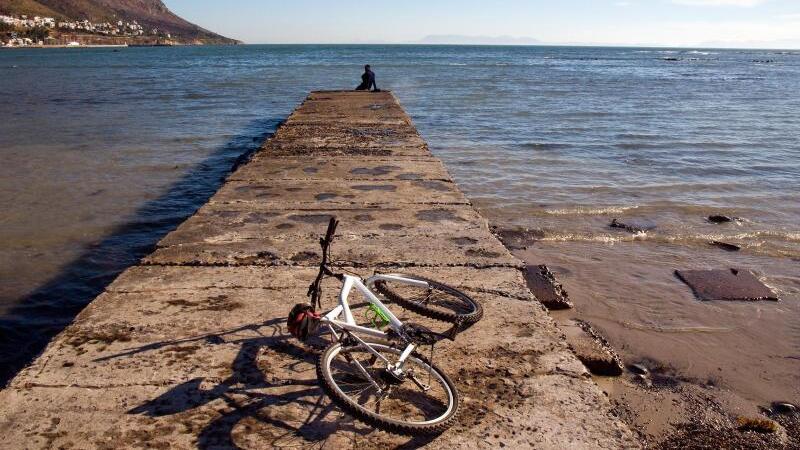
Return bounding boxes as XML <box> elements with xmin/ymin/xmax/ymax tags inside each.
<box><xmin>167</xmin><ymin>0</ymin><xmax>800</xmax><ymax>47</ymax></box>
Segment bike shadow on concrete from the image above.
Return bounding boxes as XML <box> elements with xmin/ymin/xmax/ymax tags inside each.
<box><xmin>101</xmin><ymin>317</ymin><xmax>438</xmax><ymax>449</ymax></box>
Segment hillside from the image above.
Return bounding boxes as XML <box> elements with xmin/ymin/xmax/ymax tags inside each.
<box><xmin>0</xmin><ymin>0</ymin><xmax>239</xmax><ymax>44</ymax></box>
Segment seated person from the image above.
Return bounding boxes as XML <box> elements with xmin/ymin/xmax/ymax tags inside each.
<box><xmin>355</xmin><ymin>65</ymin><xmax>380</xmax><ymax>91</ymax></box>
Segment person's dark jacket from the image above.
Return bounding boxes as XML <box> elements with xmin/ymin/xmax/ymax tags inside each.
<box><xmin>356</xmin><ymin>69</ymin><xmax>378</xmax><ymax>91</ymax></box>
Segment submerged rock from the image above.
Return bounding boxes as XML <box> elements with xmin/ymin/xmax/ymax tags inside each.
<box><xmin>675</xmin><ymin>268</ymin><xmax>778</xmax><ymax>301</ymax></box>
<box><xmin>708</xmin><ymin>215</ymin><xmax>734</xmax><ymax>224</ymax></box>
<box><xmin>629</xmin><ymin>363</ymin><xmax>649</xmax><ymax>376</ymax></box>
<box><xmin>609</xmin><ymin>218</ymin><xmax>656</xmax><ymax>234</ymax></box>
<box><xmin>772</xmin><ymin>402</ymin><xmax>799</xmax><ymax>416</ymax></box>
<box><xmin>710</xmin><ymin>241</ymin><xmax>741</xmax><ymax>252</ymax></box>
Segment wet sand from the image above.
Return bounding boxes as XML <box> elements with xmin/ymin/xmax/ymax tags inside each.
<box><xmin>502</xmin><ymin>233</ymin><xmax>800</xmax><ymax>447</ymax></box>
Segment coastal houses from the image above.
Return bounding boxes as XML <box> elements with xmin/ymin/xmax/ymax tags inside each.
<box><xmin>1</xmin><ymin>14</ymin><xmax>155</xmax><ymax>47</ymax></box>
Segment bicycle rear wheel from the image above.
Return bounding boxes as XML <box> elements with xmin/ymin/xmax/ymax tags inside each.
<box><xmin>317</xmin><ymin>342</ymin><xmax>458</xmax><ymax>436</ymax></box>
<box><xmin>373</xmin><ymin>274</ymin><xmax>483</xmax><ymax>325</ymax></box>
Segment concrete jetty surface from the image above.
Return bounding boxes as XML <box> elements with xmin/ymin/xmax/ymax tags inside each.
<box><xmin>0</xmin><ymin>92</ymin><xmax>638</xmax><ymax>449</ymax></box>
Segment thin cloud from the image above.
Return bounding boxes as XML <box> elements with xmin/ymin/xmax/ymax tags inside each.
<box><xmin>672</xmin><ymin>0</ymin><xmax>768</xmax><ymax>6</ymax></box>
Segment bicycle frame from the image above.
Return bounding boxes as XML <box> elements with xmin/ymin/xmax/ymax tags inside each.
<box><xmin>320</xmin><ymin>273</ymin><xmax>429</xmax><ymax>369</ymax></box>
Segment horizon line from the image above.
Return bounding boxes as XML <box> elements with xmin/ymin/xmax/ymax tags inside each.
<box><xmin>230</xmin><ymin>42</ymin><xmax>800</xmax><ymax>51</ymax></box>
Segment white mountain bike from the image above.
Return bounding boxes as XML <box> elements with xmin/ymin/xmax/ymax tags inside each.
<box><xmin>287</xmin><ymin>218</ymin><xmax>483</xmax><ymax>436</ymax></box>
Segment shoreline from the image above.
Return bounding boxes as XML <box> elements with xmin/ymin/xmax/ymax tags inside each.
<box><xmin>2</xmin><ymin>44</ymin><xmax>130</xmax><ymax>49</ymax></box>
<box><xmin>485</xmin><ymin>223</ymin><xmax>800</xmax><ymax>448</ymax></box>
<box><xmin>0</xmin><ymin>44</ymin><xmax>184</xmax><ymax>49</ymax></box>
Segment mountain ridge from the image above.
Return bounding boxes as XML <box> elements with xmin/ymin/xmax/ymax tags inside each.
<box><xmin>0</xmin><ymin>0</ymin><xmax>238</xmax><ymax>44</ymax></box>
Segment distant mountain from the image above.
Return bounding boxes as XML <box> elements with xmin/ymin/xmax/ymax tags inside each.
<box><xmin>0</xmin><ymin>0</ymin><xmax>238</xmax><ymax>44</ymax></box>
<box><xmin>415</xmin><ymin>34</ymin><xmax>542</xmax><ymax>46</ymax></box>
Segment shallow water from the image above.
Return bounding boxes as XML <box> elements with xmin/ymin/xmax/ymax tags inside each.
<box><xmin>1</xmin><ymin>46</ymin><xmax>798</xmax><ymax>408</ymax></box>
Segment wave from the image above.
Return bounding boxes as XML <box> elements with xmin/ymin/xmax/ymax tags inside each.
<box><xmin>544</xmin><ymin>206</ymin><xmax>640</xmax><ymax>216</ymax></box>
<box><xmin>533</xmin><ymin>229</ymin><xmax>800</xmax><ymax>258</ymax></box>
<box><xmin>520</xmin><ymin>142</ymin><xmax>572</xmax><ymax>150</ymax></box>
<box><xmin>664</xmin><ymin>230</ymin><xmax>800</xmax><ymax>243</ymax></box>
<box><xmin>539</xmin><ymin>232</ymin><xmax>649</xmax><ymax>243</ymax></box>
<box><xmin>615</xmin><ymin>141</ymin><xmax>741</xmax><ymax>150</ymax></box>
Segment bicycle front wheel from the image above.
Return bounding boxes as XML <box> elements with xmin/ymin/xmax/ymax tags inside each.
<box><xmin>373</xmin><ymin>274</ymin><xmax>483</xmax><ymax>325</ymax></box>
<box><xmin>316</xmin><ymin>342</ymin><xmax>458</xmax><ymax>436</ymax></box>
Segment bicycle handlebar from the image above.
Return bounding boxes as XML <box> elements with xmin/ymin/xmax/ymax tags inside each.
<box><xmin>308</xmin><ymin>217</ymin><xmax>342</xmax><ymax>308</ymax></box>
<box><xmin>320</xmin><ymin>217</ymin><xmax>339</xmax><ymax>264</ymax></box>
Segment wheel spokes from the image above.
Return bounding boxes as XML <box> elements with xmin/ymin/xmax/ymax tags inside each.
<box><xmin>327</xmin><ymin>345</ymin><xmax>452</xmax><ymax>424</ymax></box>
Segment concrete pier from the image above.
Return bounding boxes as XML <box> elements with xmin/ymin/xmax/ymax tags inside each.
<box><xmin>0</xmin><ymin>92</ymin><xmax>638</xmax><ymax>449</ymax></box>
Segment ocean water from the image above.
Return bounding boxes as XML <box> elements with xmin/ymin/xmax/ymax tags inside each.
<box><xmin>1</xmin><ymin>45</ymin><xmax>798</xmax><ymax>407</ymax></box>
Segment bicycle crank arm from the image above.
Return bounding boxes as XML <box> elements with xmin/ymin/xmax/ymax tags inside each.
<box><xmin>408</xmin><ymin>374</ymin><xmax>432</xmax><ymax>392</ymax></box>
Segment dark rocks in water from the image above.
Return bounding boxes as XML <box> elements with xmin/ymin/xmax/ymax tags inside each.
<box><xmin>523</xmin><ymin>265</ymin><xmax>573</xmax><ymax>310</ymax></box>
<box><xmin>629</xmin><ymin>363</ymin><xmax>649</xmax><ymax>376</ymax></box>
<box><xmin>492</xmin><ymin>226</ymin><xmax>545</xmax><ymax>250</ymax></box>
<box><xmin>708</xmin><ymin>215</ymin><xmax>734</xmax><ymax>224</ymax></box>
<box><xmin>675</xmin><ymin>268</ymin><xmax>778</xmax><ymax>301</ymax></box>
<box><xmin>609</xmin><ymin>218</ymin><xmax>656</xmax><ymax>234</ymax></box>
<box><xmin>710</xmin><ymin>241</ymin><xmax>741</xmax><ymax>252</ymax></box>
<box><xmin>772</xmin><ymin>402</ymin><xmax>799</xmax><ymax>416</ymax></box>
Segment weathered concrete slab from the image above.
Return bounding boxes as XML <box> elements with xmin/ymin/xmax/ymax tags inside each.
<box><xmin>158</xmin><ymin>204</ymin><xmax>486</xmax><ymax>247</ymax></box>
<box><xmin>0</xmin><ymin>91</ymin><xmax>639</xmax><ymax>449</ymax></box>
<box><xmin>146</xmin><ymin>231</ymin><xmax>519</xmax><ymax>268</ymax></box>
<box><xmin>258</xmin><ymin>141</ymin><xmax>432</xmax><ymax>158</ymax></box>
<box><xmin>270</xmin><ymin>123</ymin><xmax>427</xmax><ymax>150</ymax></box>
<box><xmin>10</xmin><ymin>286</ymin><xmax>552</xmax><ymax>389</ymax></box>
<box><xmin>4</xmin><ymin>270</ymin><xmax>629</xmax><ymax>449</ymax></box>
<box><xmin>560</xmin><ymin>320</ymin><xmax>624</xmax><ymax>377</ymax></box>
<box><xmin>675</xmin><ymin>268</ymin><xmax>778</xmax><ymax>301</ymax></box>
<box><xmin>108</xmin><ymin>265</ymin><xmax>317</xmax><ymax>292</ymax></box>
<box><xmin>523</xmin><ymin>264</ymin><xmax>574</xmax><ymax>310</ymax></box>
<box><xmin>286</xmin><ymin>91</ymin><xmax>413</xmax><ymax>125</ymax></box>
<box><xmin>210</xmin><ymin>180</ymin><xmax>468</xmax><ymax>206</ymax></box>
<box><xmin>107</xmin><ymin>266</ymin><xmax>536</xmax><ymax>301</ymax></box>
<box><xmin>229</xmin><ymin>156</ymin><xmax>450</xmax><ymax>182</ymax></box>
